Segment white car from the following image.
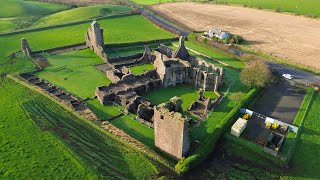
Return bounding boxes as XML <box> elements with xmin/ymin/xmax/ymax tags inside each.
<box><xmin>282</xmin><ymin>74</ymin><xmax>293</xmax><ymax>80</ymax></box>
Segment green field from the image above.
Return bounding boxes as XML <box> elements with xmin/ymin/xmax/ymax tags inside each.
<box><xmin>2</xmin><ymin>77</ymin><xmax>162</xmax><ymax>179</ymax></box>
<box><xmin>283</xmin><ymin>92</ymin><xmax>320</xmax><ymax>179</ymax></box>
<box><xmin>224</xmin><ymin>0</ymin><xmax>320</xmax><ymax>17</ymax></box>
<box><xmin>144</xmin><ymin>85</ymin><xmax>200</xmax><ymax>111</ymax></box>
<box><xmin>130</xmin><ymin>0</ymin><xmax>180</xmax><ymax>5</ymax></box>
<box><xmin>0</xmin><ymin>15</ymin><xmax>174</xmax><ymax>59</ymax></box>
<box><xmin>35</xmin><ymin>49</ymin><xmax>110</xmax><ymax>99</ymax></box>
<box><xmin>129</xmin><ymin>63</ymin><xmax>154</xmax><ymax>75</ymax></box>
<box><xmin>111</xmin><ymin>115</ymin><xmax>155</xmax><ymax>149</ymax></box>
<box><xmin>0</xmin><ymin>0</ymin><xmax>69</xmax><ymax>32</ymax></box>
<box><xmin>33</xmin><ymin>5</ymin><xmax>132</xmax><ymax>27</ymax></box>
<box><xmin>87</xmin><ymin>99</ymin><xmax>122</xmax><ymax>120</ymax></box>
<box><xmin>0</xmin><ymin>79</ymin><xmax>97</xmax><ymax>179</ymax></box>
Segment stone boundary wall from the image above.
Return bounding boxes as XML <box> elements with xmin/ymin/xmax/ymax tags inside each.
<box><xmin>108</xmin><ymin>53</ymin><xmax>143</xmax><ymax>63</ymax></box>
<box><xmin>0</xmin><ymin>13</ymin><xmax>133</xmax><ymax>37</ymax></box>
<box><xmin>32</xmin><ymin>42</ymin><xmax>87</xmax><ymax>54</ymax></box>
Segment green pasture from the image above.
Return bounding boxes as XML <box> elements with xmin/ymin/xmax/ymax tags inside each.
<box><xmin>111</xmin><ymin>114</ymin><xmax>155</xmax><ymax>149</ymax></box>
<box><xmin>87</xmin><ymin>99</ymin><xmax>122</xmax><ymax>120</ymax></box>
<box><xmin>129</xmin><ymin>63</ymin><xmax>154</xmax><ymax>75</ymax></box>
<box><xmin>175</xmin><ymin>40</ymin><xmax>245</xmax><ymax>69</ymax></box>
<box><xmin>35</xmin><ymin>49</ymin><xmax>110</xmax><ymax>99</ymax></box>
<box><xmin>33</xmin><ymin>5</ymin><xmax>132</xmax><ymax>27</ymax></box>
<box><xmin>283</xmin><ymin>92</ymin><xmax>320</xmax><ymax>179</ymax></box>
<box><xmin>0</xmin><ymin>15</ymin><xmax>174</xmax><ymax>59</ymax></box>
<box><xmin>105</xmin><ymin>42</ymin><xmax>175</xmax><ymax>58</ymax></box>
<box><xmin>0</xmin><ymin>0</ymin><xmax>69</xmax><ymax>32</ymax></box>
<box><xmin>0</xmin><ymin>0</ymin><xmax>68</xmax><ymax>18</ymax></box>
<box><xmin>0</xmin><ymin>79</ymin><xmax>97</xmax><ymax>179</ymax></box>
<box><xmin>3</xmin><ymin>78</ymin><xmax>161</xmax><ymax>179</ymax></box>
<box><xmin>224</xmin><ymin>0</ymin><xmax>320</xmax><ymax>17</ymax></box>
<box><xmin>130</xmin><ymin>0</ymin><xmax>186</xmax><ymax>5</ymax></box>
<box><xmin>144</xmin><ymin>84</ymin><xmax>199</xmax><ymax>111</ymax></box>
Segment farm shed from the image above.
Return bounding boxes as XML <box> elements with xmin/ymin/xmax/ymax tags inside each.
<box><xmin>231</xmin><ymin>118</ymin><xmax>247</xmax><ymax>137</ymax></box>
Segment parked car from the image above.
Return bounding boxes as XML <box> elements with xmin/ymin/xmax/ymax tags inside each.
<box><xmin>282</xmin><ymin>74</ymin><xmax>293</xmax><ymax>80</ymax></box>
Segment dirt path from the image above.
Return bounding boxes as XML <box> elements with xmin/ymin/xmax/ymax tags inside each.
<box><xmin>151</xmin><ymin>3</ymin><xmax>320</xmax><ymax>70</ymax></box>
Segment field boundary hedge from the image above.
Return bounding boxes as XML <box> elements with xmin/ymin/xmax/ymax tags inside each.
<box><xmin>7</xmin><ymin>74</ymin><xmax>175</xmax><ymax>171</ymax></box>
<box><xmin>281</xmin><ymin>88</ymin><xmax>315</xmax><ymax>163</ymax></box>
<box><xmin>175</xmin><ymin>88</ymin><xmax>261</xmax><ymax>174</ymax></box>
<box><xmin>0</xmin><ymin>13</ymin><xmax>133</xmax><ymax>37</ymax></box>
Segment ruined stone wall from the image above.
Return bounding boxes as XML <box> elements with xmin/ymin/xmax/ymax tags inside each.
<box><xmin>85</xmin><ymin>21</ymin><xmax>108</xmax><ymax>61</ymax></box>
<box><xmin>21</xmin><ymin>38</ymin><xmax>32</xmax><ymax>56</ymax></box>
<box><xmin>162</xmin><ymin>66</ymin><xmax>190</xmax><ymax>87</ymax></box>
<box><xmin>158</xmin><ymin>44</ymin><xmax>174</xmax><ymax>58</ymax></box>
<box><xmin>154</xmin><ymin>106</ymin><xmax>190</xmax><ymax>159</ymax></box>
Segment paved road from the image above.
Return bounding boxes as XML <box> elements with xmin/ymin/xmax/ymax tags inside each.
<box><xmin>138</xmin><ymin>5</ymin><xmax>320</xmax><ymax>86</ymax></box>
<box><xmin>266</xmin><ymin>61</ymin><xmax>320</xmax><ymax>86</ymax></box>
<box><xmin>135</xmin><ymin>5</ymin><xmax>189</xmax><ymax>36</ymax></box>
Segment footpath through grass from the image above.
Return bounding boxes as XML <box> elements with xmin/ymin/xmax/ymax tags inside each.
<box><xmin>33</xmin><ymin>5</ymin><xmax>132</xmax><ymax>27</ymax></box>
<box><xmin>0</xmin><ymin>15</ymin><xmax>174</xmax><ymax>58</ymax></box>
<box><xmin>35</xmin><ymin>49</ymin><xmax>111</xmax><ymax>99</ymax></box>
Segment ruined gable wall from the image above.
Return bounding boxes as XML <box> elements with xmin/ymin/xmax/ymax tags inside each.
<box><xmin>154</xmin><ymin>107</ymin><xmax>190</xmax><ymax>159</ymax></box>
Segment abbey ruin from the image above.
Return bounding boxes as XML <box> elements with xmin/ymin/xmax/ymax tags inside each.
<box><xmin>20</xmin><ymin>21</ymin><xmax>224</xmax><ymax>160</ymax></box>
<box><xmin>89</xmin><ymin>21</ymin><xmax>224</xmax><ymax>159</ymax></box>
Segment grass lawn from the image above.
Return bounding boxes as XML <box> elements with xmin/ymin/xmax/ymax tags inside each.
<box><xmin>0</xmin><ymin>0</ymin><xmax>68</xmax><ymax>18</ymax></box>
<box><xmin>174</xmin><ymin>41</ymin><xmax>246</xmax><ymax>69</ymax></box>
<box><xmin>283</xmin><ymin>92</ymin><xmax>320</xmax><ymax>179</ymax></box>
<box><xmin>225</xmin><ymin>0</ymin><xmax>320</xmax><ymax>17</ymax></box>
<box><xmin>0</xmin><ymin>15</ymin><xmax>174</xmax><ymax>59</ymax></box>
<box><xmin>3</xmin><ymin>77</ymin><xmax>161</xmax><ymax>179</ymax></box>
<box><xmin>33</xmin><ymin>5</ymin><xmax>132</xmax><ymax>27</ymax></box>
<box><xmin>111</xmin><ymin>114</ymin><xmax>155</xmax><ymax>149</ymax></box>
<box><xmin>0</xmin><ymin>79</ymin><xmax>98</xmax><ymax>179</ymax></box>
<box><xmin>0</xmin><ymin>0</ymin><xmax>69</xmax><ymax>32</ymax></box>
<box><xmin>105</xmin><ymin>42</ymin><xmax>174</xmax><ymax>58</ymax></box>
<box><xmin>87</xmin><ymin>99</ymin><xmax>122</xmax><ymax>120</ymax></box>
<box><xmin>35</xmin><ymin>49</ymin><xmax>110</xmax><ymax>99</ymax></box>
<box><xmin>129</xmin><ymin>63</ymin><xmax>154</xmax><ymax>75</ymax></box>
<box><xmin>143</xmin><ymin>84</ymin><xmax>199</xmax><ymax>111</ymax></box>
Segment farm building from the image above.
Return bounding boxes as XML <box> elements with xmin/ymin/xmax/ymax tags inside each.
<box><xmin>204</xmin><ymin>28</ymin><xmax>230</xmax><ymax>40</ymax></box>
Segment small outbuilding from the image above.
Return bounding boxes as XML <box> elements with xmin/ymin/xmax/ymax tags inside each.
<box><xmin>231</xmin><ymin>118</ymin><xmax>247</xmax><ymax>137</ymax></box>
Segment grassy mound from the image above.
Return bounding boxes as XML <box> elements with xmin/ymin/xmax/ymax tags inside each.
<box><xmin>33</xmin><ymin>5</ymin><xmax>132</xmax><ymax>27</ymax></box>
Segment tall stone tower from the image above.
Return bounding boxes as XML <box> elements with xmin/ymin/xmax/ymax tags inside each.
<box><xmin>85</xmin><ymin>20</ymin><xmax>104</xmax><ymax>50</ymax></box>
<box><xmin>174</xmin><ymin>36</ymin><xmax>189</xmax><ymax>60</ymax></box>
<box><xmin>154</xmin><ymin>100</ymin><xmax>190</xmax><ymax>159</ymax></box>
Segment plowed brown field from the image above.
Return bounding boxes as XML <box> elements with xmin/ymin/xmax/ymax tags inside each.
<box><xmin>151</xmin><ymin>3</ymin><xmax>320</xmax><ymax>70</ymax></box>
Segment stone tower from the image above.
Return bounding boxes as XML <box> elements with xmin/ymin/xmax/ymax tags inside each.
<box><xmin>154</xmin><ymin>101</ymin><xmax>190</xmax><ymax>159</ymax></box>
<box><xmin>174</xmin><ymin>36</ymin><xmax>189</xmax><ymax>60</ymax></box>
<box><xmin>21</xmin><ymin>38</ymin><xmax>32</xmax><ymax>56</ymax></box>
<box><xmin>85</xmin><ymin>20</ymin><xmax>104</xmax><ymax>50</ymax></box>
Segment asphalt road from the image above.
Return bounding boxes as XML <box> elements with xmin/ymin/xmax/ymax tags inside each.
<box><xmin>266</xmin><ymin>61</ymin><xmax>320</xmax><ymax>86</ymax></box>
<box><xmin>135</xmin><ymin>5</ymin><xmax>189</xmax><ymax>36</ymax></box>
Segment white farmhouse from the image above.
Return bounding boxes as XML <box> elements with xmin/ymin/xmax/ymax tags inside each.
<box><xmin>204</xmin><ymin>28</ymin><xmax>230</xmax><ymax>40</ymax></box>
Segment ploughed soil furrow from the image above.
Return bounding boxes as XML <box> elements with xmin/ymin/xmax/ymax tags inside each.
<box><xmin>151</xmin><ymin>2</ymin><xmax>320</xmax><ymax>70</ymax></box>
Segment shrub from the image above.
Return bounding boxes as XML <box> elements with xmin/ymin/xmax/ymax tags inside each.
<box><xmin>240</xmin><ymin>61</ymin><xmax>273</xmax><ymax>88</ymax></box>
